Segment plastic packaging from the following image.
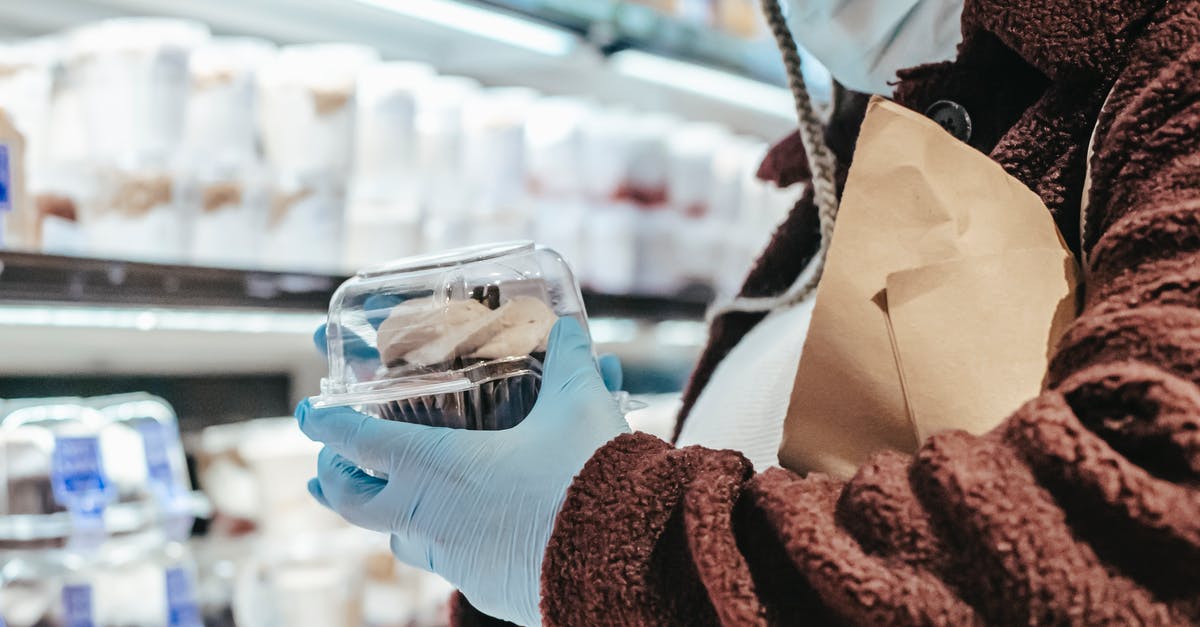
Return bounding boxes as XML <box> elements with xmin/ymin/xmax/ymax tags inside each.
<box><xmin>257</xmin><ymin>43</ymin><xmax>378</xmax><ymax>272</ymax></box>
<box><xmin>0</xmin><ymin>396</ymin><xmax>193</xmax><ymax>548</ymax></box>
<box><xmin>316</xmin><ymin>241</ymin><xmax>588</xmax><ymax>430</ymax></box>
<box><xmin>345</xmin><ymin>61</ymin><xmax>436</xmax><ymax>269</ymax></box>
<box><xmin>65</xmin><ymin>18</ymin><xmax>211</xmax><ymax>263</ymax></box>
<box><xmin>182</xmin><ymin>37</ymin><xmax>275</xmax><ymax>268</ymax></box>
<box><xmin>0</xmin><ymin>535</ymin><xmax>200</xmax><ymax>627</ymax></box>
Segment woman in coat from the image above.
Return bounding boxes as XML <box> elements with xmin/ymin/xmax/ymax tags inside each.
<box><xmin>300</xmin><ymin>0</ymin><xmax>1200</xmax><ymax>623</ymax></box>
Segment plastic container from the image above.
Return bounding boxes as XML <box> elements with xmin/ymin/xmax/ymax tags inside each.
<box><xmin>0</xmin><ymin>397</ymin><xmax>193</xmax><ymax>548</ymax></box>
<box><xmin>0</xmin><ymin>535</ymin><xmax>200</xmax><ymax>627</ymax></box>
<box><xmin>88</xmin><ymin>394</ymin><xmax>194</xmax><ymax>539</ymax></box>
<box><xmin>181</xmin><ymin>38</ymin><xmax>275</xmax><ymax>268</ymax></box>
<box><xmin>315</xmin><ymin>241</ymin><xmax>588</xmax><ymax>431</ymax></box>
<box><xmin>345</xmin><ymin>62</ymin><xmax>437</xmax><ymax>269</ymax></box>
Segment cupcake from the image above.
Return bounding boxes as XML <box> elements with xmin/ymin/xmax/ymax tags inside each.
<box><xmin>372</xmin><ymin>292</ymin><xmax>557</xmax><ymax>429</ymax></box>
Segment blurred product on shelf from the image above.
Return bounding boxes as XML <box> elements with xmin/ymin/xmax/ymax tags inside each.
<box><xmin>192</xmin><ymin>418</ymin><xmax>455</xmax><ymax>627</ymax></box>
<box><xmin>0</xmin><ymin>394</ymin><xmax>202</xmax><ymax>627</ymax></box>
<box><xmin>257</xmin><ymin>43</ymin><xmax>379</xmax><ymax>273</ymax></box>
<box><xmin>0</xmin><ymin>16</ymin><xmax>800</xmax><ymax>300</ymax></box>
<box><xmin>181</xmin><ymin>37</ymin><xmax>276</xmax><ymax>270</ymax></box>
<box><xmin>68</xmin><ymin>18</ymin><xmax>211</xmax><ymax>264</ymax></box>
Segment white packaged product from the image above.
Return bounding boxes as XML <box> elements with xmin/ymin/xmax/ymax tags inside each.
<box><xmin>416</xmin><ymin>75</ymin><xmax>480</xmax><ymax>253</ymax></box>
<box><xmin>579</xmin><ymin>108</ymin><xmax>638</xmax><ymax>294</ymax></box>
<box><xmin>0</xmin><ymin>535</ymin><xmax>201</xmax><ymax>627</ymax></box>
<box><xmin>181</xmin><ymin>38</ymin><xmax>275</xmax><ymax>268</ymax></box>
<box><xmin>0</xmin><ymin>396</ymin><xmax>194</xmax><ymax>549</ymax></box>
<box><xmin>346</xmin><ymin>61</ymin><xmax>436</xmax><ymax>269</ymax></box>
<box><xmin>0</xmin><ymin>39</ymin><xmax>54</xmax><ymax>251</ymax></box>
<box><xmin>526</xmin><ymin>97</ymin><xmax>593</xmax><ymax>275</ymax></box>
<box><xmin>460</xmin><ymin>87</ymin><xmax>538</xmax><ymax>246</ymax></box>
<box><xmin>66</xmin><ymin>18</ymin><xmax>211</xmax><ymax>262</ymax></box>
<box><xmin>258</xmin><ymin>43</ymin><xmax>378</xmax><ymax>272</ymax></box>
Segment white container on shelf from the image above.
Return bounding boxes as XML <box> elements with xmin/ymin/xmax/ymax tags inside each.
<box><xmin>346</xmin><ymin>61</ymin><xmax>437</xmax><ymax>269</ymax></box>
<box><xmin>0</xmin><ymin>38</ymin><xmax>55</xmax><ymax>251</ymax></box>
<box><xmin>416</xmin><ymin>75</ymin><xmax>480</xmax><ymax>253</ymax></box>
<box><xmin>66</xmin><ymin>18</ymin><xmax>211</xmax><ymax>263</ymax></box>
<box><xmin>527</xmin><ymin>97</ymin><xmax>594</xmax><ymax>275</ymax></box>
<box><xmin>257</xmin><ymin>43</ymin><xmax>378</xmax><ymax>272</ymax></box>
<box><xmin>182</xmin><ymin>37</ymin><xmax>276</xmax><ymax>269</ymax></box>
<box><xmin>460</xmin><ymin>87</ymin><xmax>538</xmax><ymax>246</ymax></box>
<box><xmin>66</xmin><ymin>18</ymin><xmax>210</xmax><ymax>170</ymax></box>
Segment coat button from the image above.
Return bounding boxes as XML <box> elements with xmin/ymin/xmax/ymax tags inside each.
<box><xmin>925</xmin><ymin>100</ymin><xmax>973</xmax><ymax>142</ymax></box>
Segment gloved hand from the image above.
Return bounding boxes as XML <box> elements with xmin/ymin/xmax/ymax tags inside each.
<box><xmin>296</xmin><ymin>318</ymin><xmax>630</xmax><ymax>625</ymax></box>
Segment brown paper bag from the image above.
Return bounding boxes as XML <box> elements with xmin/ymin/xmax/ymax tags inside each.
<box><xmin>779</xmin><ymin>97</ymin><xmax>1079</xmax><ymax>478</ymax></box>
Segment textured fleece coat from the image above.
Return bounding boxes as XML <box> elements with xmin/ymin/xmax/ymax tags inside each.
<box><xmin>454</xmin><ymin>0</ymin><xmax>1200</xmax><ymax>623</ymax></box>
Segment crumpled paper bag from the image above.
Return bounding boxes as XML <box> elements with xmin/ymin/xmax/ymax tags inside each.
<box><xmin>779</xmin><ymin>97</ymin><xmax>1079</xmax><ymax>479</ymax></box>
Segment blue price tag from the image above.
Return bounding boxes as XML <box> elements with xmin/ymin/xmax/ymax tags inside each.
<box><xmin>62</xmin><ymin>584</ymin><xmax>94</xmax><ymax>627</ymax></box>
<box><xmin>136</xmin><ymin>420</ymin><xmax>177</xmax><ymax>496</ymax></box>
<box><xmin>165</xmin><ymin>568</ymin><xmax>201</xmax><ymax>627</ymax></box>
<box><xmin>51</xmin><ymin>436</ymin><xmax>114</xmax><ymax>518</ymax></box>
<box><xmin>0</xmin><ymin>143</ymin><xmax>10</xmax><ymax>214</ymax></box>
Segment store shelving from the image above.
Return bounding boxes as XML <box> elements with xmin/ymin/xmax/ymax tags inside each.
<box><xmin>0</xmin><ymin>0</ymin><xmax>800</xmax><ymax>138</ymax></box>
<box><xmin>0</xmin><ymin>252</ymin><xmax>711</xmax><ymax>319</ymax></box>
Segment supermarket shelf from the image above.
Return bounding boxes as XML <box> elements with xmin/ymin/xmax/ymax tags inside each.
<box><xmin>0</xmin><ymin>252</ymin><xmax>711</xmax><ymax>319</ymax></box>
<box><xmin>0</xmin><ymin>0</ymin><xmax>798</xmax><ymax>138</ymax></box>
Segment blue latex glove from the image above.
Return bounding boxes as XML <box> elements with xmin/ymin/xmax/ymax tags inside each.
<box><xmin>297</xmin><ymin>318</ymin><xmax>630</xmax><ymax>625</ymax></box>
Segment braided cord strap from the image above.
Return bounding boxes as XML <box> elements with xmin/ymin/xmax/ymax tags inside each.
<box><xmin>706</xmin><ymin>0</ymin><xmax>841</xmax><ymax>320</ymax></box>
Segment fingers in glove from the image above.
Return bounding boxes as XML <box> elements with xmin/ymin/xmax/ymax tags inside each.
<box><xmin>315</xmin><ymin>447</ymin><xmax>389</xmax><ymax>531</ymax></box>
<box><xmin>542</xmin><ymin>318</ymin><xmax>603</xmax><ymax>393</ymax></box>
<box><xmin>314</xmin><ymin>324</ymin><xmax>380</xmax><ymax>362</ymax></box>
<box><xmin>389</xmin><ymin>533</ymin><xmax>436</xmax><ymax>573</ymax></box>
<box><xmin>598</xmin><ymin>353</ymin><xmax>623</xmax><ymax>392</ymax></box>
<box><xmin>297</xmin><ymin>399</ymin><xmax>443</xmax><ymax>471</ymax></box>
<box><xmin>307</xmin><ymin>477</ymin><xmax>331</xmax><ymax>509</ymax></box>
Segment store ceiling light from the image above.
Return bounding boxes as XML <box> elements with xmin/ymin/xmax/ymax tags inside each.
<box><xmin>609</xmin><ymin>49</ymin><xmax>796</xmax><ymax>120</ymax></box>
<box><xmin>351</xmin><ymin>0</ymin><xmax>578</xmax><ymax>57</ymax></box>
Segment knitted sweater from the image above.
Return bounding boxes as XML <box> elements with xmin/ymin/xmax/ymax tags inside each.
<box><xmin>456</xmin><ymin>0</ymin><xmax>1200</xmax><ymax>623</ymax></box>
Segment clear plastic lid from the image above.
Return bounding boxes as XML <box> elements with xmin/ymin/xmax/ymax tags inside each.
<box><xmin>0</xmin><ymin>396</ymin><xmax>194</xmax><ymax>545</ymax></box>
<box><xmin>316</xmin><ymin>241</ymin><xmax>587</xmax><ymax>410</ymax></box>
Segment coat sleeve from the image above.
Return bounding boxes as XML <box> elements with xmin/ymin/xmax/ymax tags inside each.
<box><xmin>538</xmin><ymin>6</ymin><xmax>1200</xmax><ymax>625</ymax></box>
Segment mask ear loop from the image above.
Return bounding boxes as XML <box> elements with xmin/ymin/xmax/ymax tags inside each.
<box><xmin>706</xmin><ymin>0</ymin><xmax>841</xmax><ymax>322</ymax></box>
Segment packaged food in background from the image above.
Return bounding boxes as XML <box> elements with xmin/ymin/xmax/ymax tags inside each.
<box><xmin>66</xmin><ymin>18</ymin><xmax>209</xmax><ymax>170</ymax></box>
<box><xmin>181</xmin><ymin>37</ymin><xmax>275</xmax><ymax>269</ymax></box>
<box><xmin>83</xmin><ymin>166</ymin><xmax>189</xmax><ymax>263</ymax></box>
<box><xmin>316</xmin><ymin>242</ymin><xmax>589</xmax><ymax>432</ymax></box>
<box><xmin>258</xmin><ymin>43</ymin><xmax>377</xmax><ymax>178</ymax></box>
<box><xmin>260</xmin><ymin>172</ymin><xmax>346</xmax><ymax>272</ymax></box>
<box><xmin>460</xmin><ymin>87</ymin><xmax>538</xmax><ymax>246</ymax></box>
<box><xmin>195</xmin><ymin>417</ymin><xmax>343</xmax><ymax>538</ymax></box>
<box><xmin>579</xmin><ymin>107</ymin><xmax>639</xmax><ymax>295</ymax></box>
<box><xmin>258</xmin><ymin>43</ymin><xmax>377</xmax><ymax>272</ymax></box>
<box><xmin>0</xmin><ymin>39</ymin><xmax>54</xmax><ymax>251</ymax></box>
<box><xmin>231</xmin><ymin>527</ymin><xmax>374</xmax><ymax>627</ymax></box>
<box><xmin>662</xmin><ymin>122</ymin><xmax>728</xmax><ymax>292</ymax></box>
<box><xmin>346</xmin><ymin>61</ymin><xmax>436</xmax><ymax>269</ymax></box>
<box><xmin>88</xmin><ymin>394</ymin><xmax>194</xmax><ymax>540</ymax></box>
<box><xmin>0</xmin><ymin>534</ymin><xmax>200</xmax><ymax>627</ymax></box>
<box><xmin>525</xmin><ymin>97</ymin><xmax>593</xmax><ymax>276</ymax></box>
<box><xmin>34</xmin><ymin>43</ymin><xmax>92</xmax><ymax>257</ymax></box>
<box><xmin>64</xmin><ymin>18</ymin><xmax>210</xmax><ymax>263</ymax></box>
<box><xmin>0</xmin><ymin>108</ymin><xmax>28</xmax><ymax>252</ymax></box>
<box><xmin>416</xmin><ymin>75</ymin><xmax>480</xmax><ymax>253</ymax></box>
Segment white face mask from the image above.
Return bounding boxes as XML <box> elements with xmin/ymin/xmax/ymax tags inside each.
<box><xmin>784</xmin><ymin>0</ymin><xmax>965</xmax><ymax>95</ymax></box>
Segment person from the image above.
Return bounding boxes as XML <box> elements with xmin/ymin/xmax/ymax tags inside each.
<box><xmin>297</xmin><ymin>0</ymin><xmax>1200</xmax><ymax>624</ymax></box>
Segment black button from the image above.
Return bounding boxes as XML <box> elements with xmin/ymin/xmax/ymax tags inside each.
<box><xmin>925</xmin><ymin>100</ymin><xmax>973</xmax><ymax>142</ymax></box>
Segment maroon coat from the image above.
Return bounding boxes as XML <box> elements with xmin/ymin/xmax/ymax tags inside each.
<box><xmin>458</xmin><ymin>0</ymin><xmax>1200</xmax><ymax>623</ymax></box>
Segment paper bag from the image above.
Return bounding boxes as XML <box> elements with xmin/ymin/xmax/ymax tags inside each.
<box><xmin>778</xmin><ymin>97</ymin><xmax>1079</xmax><ymax>479</ymax></box>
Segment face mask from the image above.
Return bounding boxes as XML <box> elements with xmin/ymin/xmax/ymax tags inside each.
<box><xmin>784</xmin><ymin>0</ymin><xmax>965</xmax><ymax>95</ymax></box>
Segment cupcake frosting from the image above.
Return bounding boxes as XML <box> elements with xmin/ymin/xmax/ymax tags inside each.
<box><xmin>377</xmin><ymin>295</ymin><xmax>557</xmax><ymax>368</ymax></box>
